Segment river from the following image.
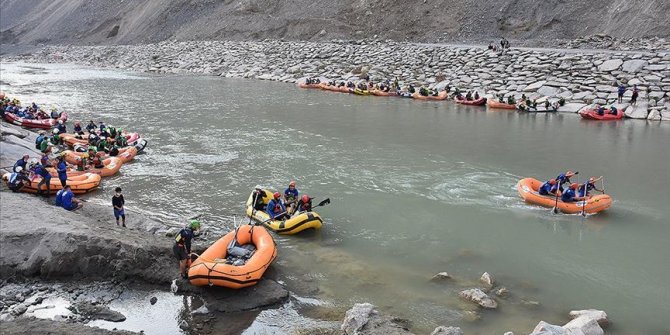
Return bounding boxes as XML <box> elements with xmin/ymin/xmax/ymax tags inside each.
<box><xmin>2</xmin><ymin>62</ymin><xmax>669</xmax><ymax>334</ymax></box>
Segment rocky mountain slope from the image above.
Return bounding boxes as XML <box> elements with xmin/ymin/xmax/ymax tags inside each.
<box><xmin>1</xmin><ymin>0</ymin><xmax>669</xmax><ymax>45</ymax></box>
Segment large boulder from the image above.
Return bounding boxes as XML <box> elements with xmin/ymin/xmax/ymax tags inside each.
<box><xmin>342</xmin><ymin>303</ymin><xmax>376</xmax><ymax>334</ymax></box>
<box><xmin>568</xmin><ymin>309</ymin><xmax>608</xmax><ymax>327</ymax></box>
<box><xmin>558</xmin><ymin>103</ymin><xmax>587</xmax><ymax>113</ymax></box>
<box><xmin>479</xmin><ymin>272</ymin><xmax>494</xmax><ymax>288</ymax></box>
<box><xmin>530</xmin><ymin>321</ymin><xmax>567</xmax><ymax>335</ymax></box>
<box><xmin>524</xmin><ymin>81</ymin><xmax>546</xmax><ymax>92</ymax></box>
<box><xmin>431</xmin><ymin>326</ymin><xmax>463</xmax><ymax>335</ymax></box>
<box><xmin>622</xmin><ymin>59</ymin><xmax>648</xmax><ymax>73</ymax></box>
<box><xmin>341</xmin><ymin>303</ymin><xmax>414</xmax><ymax>335</ymax></box>
<box><xmin>458</xmin><ymin>289</ymin><xmax>497</xmax><ymax>309</ymax></box>
<box><xmin>597</xmin><ymin>59</ymin><xmax>622</xmax><ymax>72</ymax></box>
<box><xmin>537</xmin><ymin>86</ymin><xmax>560</xmax><ymax>97</ymax></box>
<box><xmin>563</xmin><ymin>316</ymin><xmax>604</xmax><ymax>335</ymax></box>
<box><xmin>625</xmin><ymin>101</ymin><xmax>650</xmax><ymax>119</ymax></box>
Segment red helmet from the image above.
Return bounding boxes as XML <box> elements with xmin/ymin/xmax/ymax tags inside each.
<box><xmin>273</xmin><ymin>192</ymin><xmax>281</xmax><ymax>199</ymax></box>
<box><xmin>570</xmin><ymin>183</ymin><xmax>578</xmax><ymax>189</ymax></box>
<box><xmin>549</xmin><ymin>179</ymin><xmax>557</xmax><ymax>185</ymax></box>
<box><xmin>301</xmin><ymin>195</ymin><xmax>310</xmax><ymax>203</ymax></box>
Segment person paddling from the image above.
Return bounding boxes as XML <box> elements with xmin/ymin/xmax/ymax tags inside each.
<box><xmin>538</xmin><ymin>179</ymin><xmax>558</xmax><ymax>196</ymax></box>
<box><xmin>295</xmin><ymin>194</ymin><xmax>313</xmax><ymax>214</ymax></box>
<box><xmin>561</xmin><ymin>183</ymin><xmax>587</xmax><ymax>203</ymax></box>
<box><xmin>284</xmin><ymin>181</ymin><xmax>299</xmax><ymax>214</ymax></box>
<box><xmin>578</xmin><ymin>176</ymin><xmax>604</xmax><ymax>197</ymax></box>
<box><xmin>251</xmin><ymin>185</ymin><xmax>268</xmax><ymax>211</ymax></box>
<box><xmin>174</xmin><ymin>220</ymin><xmax>201</xmax><ymax>279</ymax></box>
<box><xmin>555</xmin><ymin>171</ymin><xmax>576</xmax><ymax>192</ymax></box>
<box><xmin>266</xmin><ymin>192</ymin><xmax>289</xmax><ymax>221</ymax></box>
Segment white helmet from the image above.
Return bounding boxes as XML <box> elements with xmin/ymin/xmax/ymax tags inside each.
<box><xmin>254</xmin><ymin>185</ymin><xmax>262</xmax><ymax>189</ymax></box>
<box><xmin>29</xmin><ymin>158</ymin><xmax>38</xmax><ymax>166</ymax></box>
<box><xmin>52</xmin><ymin>128</ymin><xmax>59</xmax><ymax>134</ymax></box>
<box><xmin>58</xmin><ymin>120</ymin><xmax>64</xmax><ymax>124</ymax></box>
<box><xmin>15</xmin><ymin>166</ymin><xmax>23</xmax><ymax>172</ymax></box>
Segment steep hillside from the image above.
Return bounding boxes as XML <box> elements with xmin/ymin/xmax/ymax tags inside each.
<box><xmin>1</xmin><ymin>0</ymin><xmax>669</xmax><ymax>45</ymax></box>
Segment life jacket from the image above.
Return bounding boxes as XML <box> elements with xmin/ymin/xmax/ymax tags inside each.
<box><xmin>35</xmin><ymin>135</ymin><xmax>45</xmax><ymax>149</ymax></box>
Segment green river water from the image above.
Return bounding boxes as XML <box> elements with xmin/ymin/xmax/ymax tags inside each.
<box><xmin>1</xmin><ymin>62</ymin><xmax>669</xmax><ymax>334</ymax></box>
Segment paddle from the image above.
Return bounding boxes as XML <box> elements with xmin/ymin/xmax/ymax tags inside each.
<box><xmin>552</xmin><ymin>172</ymin><xmax>578</xmax><ymax>214</ymax></box>
<box><xmin>293</xmin><ymin>198</ymin><xmax>331</xmax><ymax>216</ymax></box>
<box><xmin>258</xmin><ymin>198</ymin><xmax>331</xmax><ymax>225</ymax></box>
<box><xmin>580</xmin><ymin>176</ymin><xmax>587</xmax><ymax>217</ymax></box>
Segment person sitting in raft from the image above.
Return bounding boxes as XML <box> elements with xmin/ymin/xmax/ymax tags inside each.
<box><xmin>595</xmin><ymin>104</ymin><xmax>605</xmax><ymax>116</ymax></box>
<box><xmin>13</xmin><ymin>154</ymin><xmax>29</xmax><ymax>173</ymax></box>
<box><xmin>538</xmin><ymin>179</ymin><xmax>558</xmax><ymax>196</ymax></box>
<box><xmin>56</xmin><ymin>120</ymin><xmax>66</xmax><ymax>134</ymax></box>
<box><xmin>267</xmin><ymin>192</ymin><xmax>289</xmax><ymax>221</ymax></box>
<box><xmin>507</xmin><ymin>95</ymin><xmax>516</xmax><ymax>105</ymax></box>
<box><xmin>295</xmin><ymin>194</ymin><xmax>313</xmax><ymax>214</ymax></box>
<box><xmin>174</xmin><ymin>220</ymin><xmax>201</xmax><ymax>279</ymax></box>
<box><xmin>419</xmin><ymin>87</ymin><xmax>430</xmax><ymax>96</ymax></box>
<box><xmin>61</xmin><ymin>185</ymin><xmax>83</xmax><ymax>211</ymax></box>
<box><xmin>86</xmin><ymin>120</ymin><xmax>97</xmax><ymax>133</ymax></box>
<box><xmin>474</xmin><ymin>91</ymin><xmax>480</xmax><ymax>100</ymax></box>
<box><xmin>284</xmin><ymin>181</ymin><xmax>299</xmax><ymax>213</ymax></box>
<box><xmin>99</xmin><ymin>127</ymin><xmax>110</xmax><ymax>139</ymax></box>
<box><xmin>50</xmin><ymin>107</ymin><xmax>59</xmax><ymax>119</ymax></box>
<box><xmin>7</xmin><ymin>167</ymin><xmax>30</xmax><ymax>192</ymax></box>
<box><xmin>31</xmin><ymin>161</ymin><xmax>52</xmax><ymax>197</ymax></box>
<box><xmin>609</xmin><ymin>106</ymin><xmax>618</xmax><ymax>115</ymax></box>
<box><xmin>51</xmin><ymin>128</ymin><xmax>62</xmax><ymax>146</ymax></box>
<box><xmin>555</xmin><ymin>171</ymin><xmax>576</xmax><ymax>192</ymax></box>
<box><xmin>465</xmin><ymin>91</ymin><xmax>473</xmax><ymax>101</ymax></box>
<box><xmin>251</xmin><ymin>185</ymin><xmax>269</xmax><ymax>211</ymax></box>
<box><xmin>561</xmin><ymin>183</ymin><xmax>587</xmax><ymax>203</ymax></box>
<box><xmin>99</xmin><ymin>121</ymin><xmax>107</xmax><ymax>133</ymax></box>
<box><xmin>92</xmin><ymin>152</ymin><xmax>106</xmax><ymax>169</ymax></box>
<box><xmin>578</xmin><ymin>176</ymin><xmax>604</xmax><ymax>197</ymax></box>
<box><xmin>39</xmin><ymin>134</ymin><xmax>52</xmax><ymax>153</ymax></box>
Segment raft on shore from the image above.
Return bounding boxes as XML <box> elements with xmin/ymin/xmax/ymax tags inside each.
<box><xmin>2</xmin><ymin>172</ymin><xmax>101</xmax><ymax>194</ymax></box>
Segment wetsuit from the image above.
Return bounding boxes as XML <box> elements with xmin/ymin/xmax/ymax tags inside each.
<box><xmin>555</xmin><ymin>174</ymin><xmax>572</xmax><ymax>191</ymax></box>
<box><xmin>578</xmin><ymin>183</ymin><xmax>596</xmax><ymax>198</ymax></box>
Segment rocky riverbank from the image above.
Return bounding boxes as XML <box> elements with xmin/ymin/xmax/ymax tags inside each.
<box><xmin>3</xmin><ymin>39</ymin><xmax>669</xmax><ymax>121</ymax></box>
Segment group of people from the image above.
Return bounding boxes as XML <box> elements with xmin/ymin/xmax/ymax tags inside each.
<box><xmin>538</xmin><ymin>171</ymin><xmax>604</xmax><ymax>203</ymax></box>
<box><xmin>1</xmin><ymin>96</ymin><xmax>61</xmax><ymax>120</ymax></box>
<box><xmin>455</xmin><ymin>89</ymin><xmax>481</xmax><ymax>101</ymax></box>
<box><xmin>618</xmin><ymin>83</ymin><xmax>639</xmax><ymax>106</ymax></box>
<box><xmin>251</xmin><ymin>181</ymin><xmax>313</xmax><ymax>220</ymax></box>
<box><xmin>73</xmin><ymin>120</ymin><xmax>129</xmax><ymax>155</ymax></box>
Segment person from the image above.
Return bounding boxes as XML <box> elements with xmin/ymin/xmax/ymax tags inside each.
<box><xmin>578</xmin><ymin>176</ymin><xmax>604</xmax><ymax>197</ymax></box>
<box><xmin>555</xmin><ymin>171</ymin><xmax>576</xmax><ymax>191</ymax></box>
<box><xmin>631</xmin><ymin>85</ymin><xmax>639</xmax><ymax>106</ymax></box>
<box><xmin>173</xmin><ymin>220</ymin><xmax>201</xmax><ymax>279</ymax></box>
<box><xmin>35</xmin><ymin>131</ymin><xmax>46</xmax><ymax>149</ymax></box>
<box><xmin>561</xmin><ymin>183</ymin><xmax>586</xmax><ymax>203</ymax></box>
<box><xmin>50</xmin><ymin>108</ymin><xmax>59</xmax><ymax>119</ymax></box>
<box><xmin>507</xmin><ymin>95</ymin><xmax>516</xmax><ymax>105</ymax></box>
<box><xmin>112</xmin><ymin>187</ymin><xmax>126</xmax><ymax>227</ymax></box>
<box><xmin>56</xmin><ymin>155</ymin><xmax>68</xmax><ymax>187</ymax></box>
<box><xmin>54</xmin><ymin>188</ymin><xmax>65</xmax><ymax>206</ymax></box>
<box><xmin>86</xmin><ymin>120</ymin><xmax>97</xmax><ymax>133</ymax></box>
<box><xmin>96</xmin><ymin>137</ymin><xmax>108</xmax><ymax>153</ymax></box>
<box><xmin>51</xmin><ymin>128</ymin><xmax>62</xmax><ymax>146</ymax></box>
<box><xmin>284</xmin><ymin>181</ymin><xmax>299</xmax><ymax>213</ymax></box>
<box><xmin>7</xmin><ymin>167</ymin><xmax>30</xmax><ymax>192</ymax></box>
<box><xmin>617</xmin><ymin>84</ymin><xmax>625</xmax><ymax>104</ymax></box>
<box><xmin>73</xmin><ymin>121</ymin><xmax>84</xmax><ymax>135</ymax></box>
<box><xmin>595</xmin><ymin>104</ymin><xmax>605</xmax><ymax>116</ymax></box>
<box><xmin>61</xmin><ymin>185</ymin><xmax>83</xmax><ymax>211</ymax></box>
<box><xmin>13</xmin><ymin>154</ymin><xmax>29</xmax><ymax>172</ymax></box>
<box><xmin>115</xmin><ymin>133</ymin><xmax>128</xmax><ymax>147</ymax></box>
<box><xmin>465</xmin><ymin>91</ymin><xmax>473</xmax><ymax>101</ymax></box>
<box><xmin>266</xmin><ymin>192</ymin><xmax>289</xmax><ymax>220</ymax></box>
<box><xmin>32</xmin><ymin>162</ymin><xmax>52</xmax><ymax>197</ymax></box>
<box><xmin>295</xmin><ymin>194</ymin><xmax>313</xmax><ymax>214</ymax></box>
<box><xmin>251</xmin><ymin>185</ymin><xmax>268</xmax><ymax>211</ymax></box>
<box><xmin>538</xmin><ymin>179</ymin><xmax>558</xmax><ymax>196</ymax></box>
<box><xmin>92</xmin><ymin>152</ymin><xmax>105</xmax><ymax>169</ymax></box>
<box><xmin>473</xmin><ymin>91</ymin><xmax>480</xmax><ymax>100</ymax></box>
<box><xmin>39</xmin><ymin>134</ymin><xmax>52</xmax><ymax>153</ymax></box>
<box><xmin>610</xmin><ymin>105</ymin><xmax>618</xmax><ymax>115</ymax></box>
<box><xmin>99</xmin><ymin>121</ymin><xmax>106</xmax><ymax>133</ymax></box>
<box><xmin>56</xmin><ymin>120</ymin><xmax>66</xmax><ymax>134</ymax></box>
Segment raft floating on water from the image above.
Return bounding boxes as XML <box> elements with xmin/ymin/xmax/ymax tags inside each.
<box><xmin>412</xmin><ymin>91</ymin><xmax>448</xmax><ymax>100</ymax></box>
<box><xmin>454</xmin><ymin>97</ymin><xmax>487</xmax><ymax>105</ymax></box>
<box><xmin>579</xmin><ymin>108</ymin><xmax>624</xmax><ymax>120</ymax></box>
<box><xmin>245</xmin><ymin>191</ymin><xmax>323</xmax><ymax>235</ymax></box>
<box><xmin>516</xmin><ymin>177</ymin><xmax>612</xmax><ymax>214</ymax></box>
<box><xmin>486</xmin><ymin>100</ymin><xmax>516</xmax><ymax>109</ymax></box>
<box><xmin>188</xmin><ymin>224</ymin><xmax>277</xmax><ymax>289</ymax></box>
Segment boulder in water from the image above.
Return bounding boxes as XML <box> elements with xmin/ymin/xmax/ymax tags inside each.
<box><xmin>458</xmin><ymin>289</ymin><xmax>497</xmax><ymax>309</ymax></box>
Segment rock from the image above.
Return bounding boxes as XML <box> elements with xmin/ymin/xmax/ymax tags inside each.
<box><xmin>530</xmin><ymin>321</ymin><xmax>566</xmax><ymax>335</ymax></box>
<box><xmin>494</xmin><ymin>287</ymin><xmax>508</xmax><ymax>297</ymax></box>
<box><xmin>458</xmin><ymin>289</ymin><xmax>497</xmax><ymax>309</ymax></box>
<box><xmin>71</xmin><ymin>302</ymin><xmax>126</xmax><ymax>322</ymax></box>
<box><xmin>537</xmin><ymin>86</ymin><xmax>560</xmax><ymax>97</ymax></box>
<box><xmin>164</xmin><ymin>227</ymin><xmax>180</xmax><ymax>237</ymax></box>
<box><xmin>558</xmin><ymin>103</ymin><xmax>586</xmax><ymax>113</ymax></box>
<box><xmin>563</xmin><ymin>316</ymin><xmax>604</xmax><ymax>335</ymax></box>
<box><xmin>431</xmin><ymin>326</ymin><xmax>463</xmax><ymax>335</ymax></box>
<box><xmin>0</xmin><ymin>124</ymin><xmax>28</xmax><ymax>138</ymax></box>
<box><xmin>149</xmin><ymin>297</ymin><xmax>157</xmax><ymax>305</ymax></box>
<box><xmin>10</xmin><ymin>304</ymin><xmax>28</xmax><ymax>316</ymax></box>
<box><xmin>503</xmin><ymin>332</ymin><xmax>514</xmax><ymax>335</ymax></box>
<box><xmin>524</xmin><ymin>81</ymin><xmax>546</xmax><ymax>92</ymax></box>
<box><xmin>568</xmin><ymin>309</ymin><xmax>608</xmax><ymax>327</ymax></box>
<box><xmin>340</xmin><ymin>303</ymin><xmax>413</xmax><ymax>335</ymax></box>
<box><xmin>342</xmin><ymin>303</ymin><xmax>376</xmax><ymax>334</ymax></box>
<box><xmin>176</xmin><ymin>279</ymin><xmax>288</xmax><ymax>312</ymax></box>
<box><xmin>479</xmin><ymin>272</ymin><xmax>494</xmax><ymax>288</ymax></box>
<box><xmin>179</xmin><ymin>320</ymin><xmax>189</xmax><ymax>330</ymax></box>
<box><xmin>597</xmin><ymin>59</ymin><xmax>622</xmax><ymax>71</ymax></box>
<box><xmin>625</xmin><ymin>101</ymin><xmax>650</xmax><ymax>119</ymax></box>
<box><xmin>431</xmin><ymin>272</ymin><xmax>452</xmax><ymax>281</ymax></box>
<box><xmin>622</xmin><ymin>59</ymin><xmax>648</xmax><ymax>73</ymax></box>
<box><xmin>191</xmin><ymin>305</ymin><xmax>209</xmax><ymax>315</ymax></box>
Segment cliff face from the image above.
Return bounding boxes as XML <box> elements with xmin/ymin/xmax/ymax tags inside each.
<box><xmin>1</xmin><ymin>0</ymin><xmax>669</xmax><ymax>45</ymax></box>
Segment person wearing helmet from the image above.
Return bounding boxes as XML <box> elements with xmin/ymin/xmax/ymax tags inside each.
<box><xmin>555</xmin><ymin>171</ymin><xmax>576</xmax><ymax>192</ymax></box>
<box><xmin>251</xmin><ymin>185</ymin><xmax>269</xmax><ymax>211</ymax></box>
<box><xmin>51</xmin><ymin>128</ymin><xmax>62</xmax><ymax>146</ymax></box>
<box><xmin>284</xmin><ymin>181</ymin><xmax>299</xmax><ymax>213</ymax></box>
<box><xmin>32</xmin><ymin>161</ymin><xmax>52</xmax><ymax>197</ymax></box>
<box><xmin>99</xmin><ymin>121</ymin><xmax>106</xmax><ymax>133</ymax></box>
<box><xmin>96</xmin><ymin>137</ymin><xmax>108</xmax><ymax>153</ymax></box>
<box><xmin>56</xmin><ymin>155</ymin><xmax>68</xmax><ymax>187</ymax></box>
<box><xmin>115</xmin><ymin>132</ymin><xmax>128</xmax><ymax>147</ymax></box>
<box><xmin>73</xmin><ymin>121</ymin><xmax>84</xmax><ymax>135</ymax></box>
<box><xmin>296</xmin><ymin>194</ymin><xmax>313</xmax><ymax>214</ymax></box>
<box><xmin>7</xmin><ymin>166</ymin><xmax>30</xmax><ymax>192</ymax></box>
<box><xmin>112</xmin><ymin>187</ymin><xmax>126</xmax><ymax>227</ymax></box>
<box><xmin>266</xmin><ymin>192</ymin><xmax>289</xmax><ymax>220</ymax></box>
<box><xmin>86</xmin><ymin>120</ymin><xmax>97</xmax><ymax>133</ymax></box>
<box><xmin>174</xmin><ymin>220</ymin><xmax>201</xmax><ymax>279</ymax></box>
<box><xmin>561</xmin><ymin>183</ymin><xmax>586</xmax><ymax>203</ymax></box>
<box><xmin>538</xmin><ymin>179</ymin><xmax>558</xmax><ymax>196</ymax></box>
<box><xmin>35</xmin><ymin>131</ymin><xmax>47</xmax><ymax>150</ymax></box>
<box><xmin>13</xmin><ymin>154</ymin><xmax>29</xmax><ymax>173</ymax></box>
<box><xmin>56</xmin><ymin>120</ymin><xmax>66</xmax><ymax>134</ymax></box>
<box><xmin>39</xmin><ymin>135</ymin><xmax>52</xmax><ymax>153</ymax></box>
<box><xmin>578</xmin><ymin>176</ymin><xmax>604</xmax><ymax>198</ymax></box>
<box><xmin>50</xmin><ymin>108</ymin><xmax>59</xmax><ymax>119</ymax></box>
<box><xmin>54</xmin><ymin>188</ymin><xmax>65</xmax><ymax>206</ymax></box>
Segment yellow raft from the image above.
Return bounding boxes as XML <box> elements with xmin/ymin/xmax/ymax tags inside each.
<box><xmin>245</xmin><ymin>190</ymin><xmax>322</xmax><ymax>235</ymax></box>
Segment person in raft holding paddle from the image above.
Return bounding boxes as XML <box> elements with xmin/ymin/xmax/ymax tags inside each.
<box><xmin>561</xmin><ymin>183</ymin><xmax>587</xmax><ymax>203</ymax></box>
<box><xmin>267</xmin><ymin>192</ymin><xmax>289</xmax><ymax>221</ymax></box>
<box><xmin>295</xmin><ymin>194</ymin><xmax>313</xmax><ymax>214</ymax></box>
<box><xmin>174</xmin><ymin>220</ymin><xmax>201</xmax><ymax>279</ymax></box>
<box><xmin>578</xmin><ymin>176</ymin><xmax>604</xmax><ymax>198</ymax></box>
<box><xmin>284</xmin><ymin>181</ymin><xmax>299</xmax><ymax>214</ymax></box>
<box><xmin>555</xmin><ymin>171</ymin><xmax>576</xmax><ymax>192</ymax></box>
<box><xmin>538</xmin><ymin>179</ymin><xmax>558</xmax><ymax>196</ymax></box>
<box><xmin>251</xmin><ymin>185</ymin><xmax>269</xmax><ymax>210</ymax></box>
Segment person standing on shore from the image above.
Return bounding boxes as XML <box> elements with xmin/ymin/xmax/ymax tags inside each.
<box><xmin>56</xmin><ymin>155</ymin><xmax>68</xmax><ymax>187</ymax></box>
<box><xmin>630</xmin><ymin>85</ymin><xmax>639</xmax><ymax>106</ymax></box>
<box><xmin>617</xmin><ymin>83</ymin><xmax>625</xmax><ymax>104</ymax></box>
<box><xmin>112</xmin><ymin>187</ymin><xmax>126</xmax><ymax>227</ymax></box>
<box><xmin>173</xmin><ymin>220</ymin><xmax>201</xmax><ymax>279</ymax></box>
<box><xmin>32</xmin><ymin>161</ymin><xmax>52</xmax><ymax>197</ymax></box>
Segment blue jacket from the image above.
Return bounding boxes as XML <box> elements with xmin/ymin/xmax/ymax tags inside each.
<box><xmin>55</xmin><ymin>189</ymin><xmax>64</xmax><ymax>206</ymax></box>
<box><xmin>61</xmin><ymin>190</ymin><xmax>74</xmax><ymax>210</ymax></box>
<box><xmin>266</xmin><ymin>199</ymin><xmax>286</xmax><ymax>219</ymax></box>
<box><xmin>561</xmin><ymin>189</ymin><xmax>577</xmax><ymax>202</ymax></box>
<box><xmin>538</xmin><ymin>181</ymin><xmax>557</xmax><ymax>195</ymax></box>
<box><xmin>57</xmin><ymin>161</ymin><xmax>68</xmax><ymax>180</ymax></box>
<box><xmin>284</xmin><ymin>187</ymin><xmax>299</xmax><ymax>201</ymax></box>
<box><xmin>175</xmin><ymin>228</ymin><xmax>196</xmax><ymax>252</ymax></box>
<box><xmin>56</xmin><ymin>123</ymin><xmax>66</xmax><ymax>134</ymax></box>
<box><xmin>13</xmin><ymin>158</ymin><xmax>27</xmax><ymax>172</ymax></box>
<box><xmin>578</xmin><ymin>183</ymin><xmax>595</xmax><ymax>197</ymax></box>
<box><xmin>34</xmin><ymin>164</ymin><xmax>51</xmax><ymax>179</ymax></box>
<box><xmin>555</xmin><ymin>173</ymin><xmax>571</xmax><ymax>186</ymax></box>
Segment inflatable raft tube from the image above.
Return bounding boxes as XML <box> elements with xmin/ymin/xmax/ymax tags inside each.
<box><xmin>188</xmin><ymin>224</ymin><xmax>277</xmax><ymax>289</ymax></box>
<box><xmin>3</xmin><ymin>172</ymin><xmax>101</xmax><ymax>195</ymax></box>
<box><xmin>487</xmin><ymin>100</ymin><xmax>517</xmax><ymax>109</ymax></box>
<box><xmin>245</xmin><ymin>191</ymin><xmax>323</xmax><ymax>235</ymax></box>
<box><xmin>579</xmin><ymin>108</ymin><xmax>624</xmax><ymax>120</ymax></box>
<box><xmin>454</xmin><ymin>97</ymin><xmax>487</xmax><ymax>105</ymax></box>
<box><xmin>412</xmin><ymin>91</ymin><xmax>448</xmax><ymax>100</ymax></box>
<box><xmin>51</xmin><ymin>156</ymin><xmax>123</xmax><ymax>177</ymax></box>
<box><xmin>298</xmin><ymin>83</ymin><xmax>321</xmax><ymax>89</ymax></box>
<box><xmin>516</xmin><ymin>178</ymin><xmax>612</xmax><ymax>214</ymax></box>
<box><xmin>65</xmin><ymin>147</ymin><xmax>137</xmax><ymax>164</ymax></box>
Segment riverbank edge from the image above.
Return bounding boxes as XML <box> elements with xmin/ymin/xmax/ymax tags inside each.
<box><xmin>2</xmin><ymin>39</ymin><xmax>669</xmax><ymax>121</ymax></box>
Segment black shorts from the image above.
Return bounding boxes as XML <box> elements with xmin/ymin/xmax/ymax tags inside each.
<box><xmin>173</xmin><ymin>244</ymin><xmax>188</xmax><ymax>261</ymax></box>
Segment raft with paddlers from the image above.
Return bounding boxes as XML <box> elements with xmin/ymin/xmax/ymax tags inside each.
<box><xmin>2</xmin><ymin>172</ymin><xmax>101</xmax><ymax>195</ymax></box>
<box><xmin>188</xmin><ymin>224</ymin><xmax>277</xmax><ymax>289</ymax></box>
<box><xmin>454</xmin><ymin>97</ymin><xmax>487</xmax><ymax>105</ymax></box>
<box><xmin>369</xmin><ymin>89</ymin><xmax>398</xmax><ymax>97</ymax></box>
<box><xmin>298</xmin><ymin>82</ymin><xmax>321</xmax><ymax>89</ymax></box>
<box><xmin>68</xmin><ymin>146</ymin><xmax>138</xmax><ymax>164</ymax></box>
<box><xmin>486</xmin><ymin>99</ymin><xmax>516</xmax><ymax>109</ymax></box>
<box><xmin>516</xmin><ymin>177</ymin><xmax>612</xmax><ymax>214</ymax></box>
<box><xmin>353</xmin><ymin>88</ymin><xmax>370</xmax><ymax>96</ymax></box>
<box><xmin>412</xmin><ymin>91</ymin><xmax>448</xmax><ymax>100</ymax></box>
<box><xmin>245</xmin><ymin>190</ymin><xmax>323</xmax><ymax>235</ymax></box>
<box><xmin>3</xmin><ymin>112</ymin><xmax>68</xmax><ymax>129</ymax></box>
<box><xmin>579</xmin><ymin>107</ymin><xmax>624</xmax><ymax>120</ymax></box>
<box><xmin>50</xmin><ymin>156</ymin><xmax>123</xmax><ymax>177</ymax></box>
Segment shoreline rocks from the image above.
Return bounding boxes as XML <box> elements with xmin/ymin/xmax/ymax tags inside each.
<box><xmin>2</xmin><ymin>39</ymin><xmax>668</xmax><ymax>121</ymax></box>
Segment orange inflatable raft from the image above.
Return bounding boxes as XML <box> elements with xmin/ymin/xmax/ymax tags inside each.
<box><xmin>51</xmin><ymin>156</ymin><xmax>123</xmax><ymax>177</ymax></box>
<box><xmin>63</xmin><ymin>147</ymin><xmax>137</xmax><ymax>165</ymax></box>
<box><xmin>487</xmin><ymin>99</ymin><xmax>517</xmax><ymax>109</ymax></box>
<box><xmin>370</xmin><ymin>89</ymin><xmax>398</xmax><ymax>97</ymax></box>
<box><xmin>516</xmin><ymin>178</ymin><xmax>612</xmax><ymax>214</ymax></box>
<box><xmin>2</xmin><ymin>172</ymin><xmax>101</xmax><ymax>195</ymax></box>
<box><xmin>188</xmin><ymin>225</ymin><xmax>277</xmax><ymax>289</ymax></box>
<box><xmin>412</xmin><ymin>91</ymin><xmax>448</xmax><ymax>100</ymax></box>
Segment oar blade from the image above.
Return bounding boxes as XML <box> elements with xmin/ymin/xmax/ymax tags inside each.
<box><xmin>316</xmin><ymin>198</ymin><xmax>331</xmax><ymax>207</ymax></box>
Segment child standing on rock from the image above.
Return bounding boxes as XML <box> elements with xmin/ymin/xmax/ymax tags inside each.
<box><xmin>112</xmin><ymin>187</ymin><xmax>126</xmax><ymax>227</ymax></box>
